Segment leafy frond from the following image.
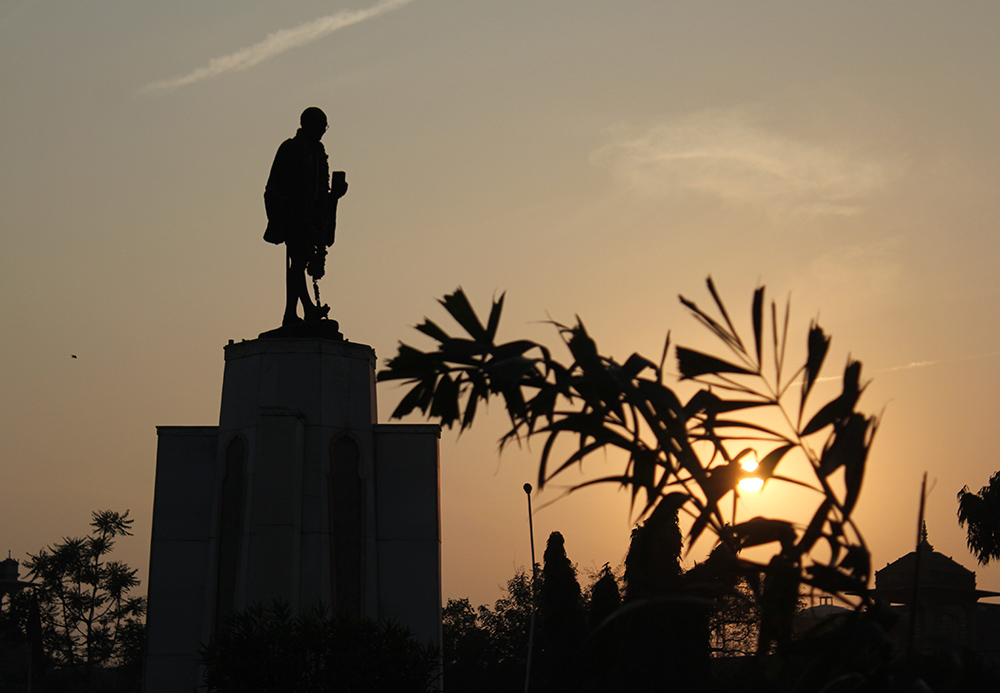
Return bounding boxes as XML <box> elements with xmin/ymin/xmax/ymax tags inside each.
<box><xmin>378</xmin><ymin>280</ymin><xmax>877</xmax><ymax>656</ymax></box>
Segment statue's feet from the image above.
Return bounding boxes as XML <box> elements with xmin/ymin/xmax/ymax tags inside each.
<box><xmin>282</xmin><ymin>313</ymin><xmax>303</xmax><ymax>327</ymax></box>
<box><xmin>305</xmin><ymin>303</ymin><xmax>330</xmax><ymax>321</ymax></box>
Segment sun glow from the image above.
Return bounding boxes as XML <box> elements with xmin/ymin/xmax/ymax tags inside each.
<box><xmin>738</xmin><ymin>451</ymin><xmax>762</xmax><ymax>492</ymax></box>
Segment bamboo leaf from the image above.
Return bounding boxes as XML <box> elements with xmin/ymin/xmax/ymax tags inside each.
<box><xmin>630</xmin><ymin>449</ymin><xmax>659</xmax><ymax>509</ymax></box>
<box><xmin>414</xmin><ymin>318</ymin><xmax>451</xmax><ymax>343</ymax></box>
<box><xmin>692</xmin><ymin>419</ymin><xmax>790</xmax><ymax>440</ymax></box>
<box><xmin>818</xmin><ymin>413</ymin><xmax>871</xmax><ymax>479</ymax></box>
<box><xmin>565</xmin><ymin>321</ymin><xmax>602</xmax><ymax>370</ymax></box>
<box><xmin>678</xmin><ymin>295</ymin><xmax>741</xmax><ymax>351</ymax></box>
<box><xmin>843</xmin><ymin>416</ymin><xmax>877</xmax><ymax>516</ymax></box>
<box><xmin>800</xmin><ymin>322</ymin><xmax>830</xmax><ymax>415</ymax></box>
<box><xmin>621</xmin><ymin>352</ymin><xmax>657</xmax><ymax>379</ymax></box>
<box><xmin>756</xmin><ymin>444</ymin><xmax>794</xmax><ymax>479</ymax></box>
<box><xmin>658</xmin><ymin>331</ymin><xmax>671</xmax><ymax>383</ymax></box>
<box><xmin>676</xmin><ymin>347</ymin><xmax>755</xmax><ymax>379</ymax></box>
<box><xmin>801</xmin><ymin>393</ymin><xmax>853</xmax><ymax>437</ymax></box>
<box><xmin>732</xmin><ymin>517</ymin><xmax>796</xmax><ymax>551</ymax></box>
<box><xmin>752</xmin><ymin>286</ymin><xmax>764</xmax><ymax>366</ymax></box>
<box><xmin>491</xmin><ymin>340</ymin><xmax>543</xmax><ymax>361</ymax></box>
<box><xmin>768</xmin><ymin>475</ymin><xmax>821</xmax><ymax>492</ymax></box>
<box><xmin>377</xmin><ymin>343</ymin><xmax>439</xmax><ymax>382</ymax></box>
<box><xmin>689</xmin><ymin>507</ymin><xmax>717</xmax><ymax>550</ymax></box>
<box><xmin>428</xmin><ymin>373</ymin><xmax>460</xmax><ymax>428</ymax></box>
<box><xmin>440</xmin><ymin>337</ymin><xmax>495</xmax><ymax>363</ymax></box>
<box><xmin>485</xmin><ymin>292</ymin><xmax>506</xmax><ymax>342</ymax></box>
<box><xmin>484</xmin><ymin>355</ymin><xmax>535</xmax><ymax>392</ymax></box>
<box><xmin>701</xmin><ymin>461</ymin><xmax>741</xmax><ymax>504</ymax></box>
<box><xmin>693</xmin><ymin>398</ymin><xmax>771</xmax><ymax>416</ymax></box>
<box><xmin>796</xmin><ymin>500</ymin><xmax>833</xmax><ymax>558</ymax></box>
<box><xmin>461</xmin><ymin>380</ymin><xmax>489</xmax><ymax>431</ymax></box>
<box><xmin>390</xmin><ymin>379</ymin><xmax>433</xmax><ymax>419</ymax></box>
<box><xmin>706</xmin><ymin>276</ymin><xmax>745</xmax><ymax>353</ymax></box>
<box><xmin>544</xmin><ymin>440</ymin><xmax>612</xmax><ymax>484</ymax></box>
<box><xmin>439</xmin><ymin>288</ymin><xmax>488</xmax><ymax>342</ymax></box>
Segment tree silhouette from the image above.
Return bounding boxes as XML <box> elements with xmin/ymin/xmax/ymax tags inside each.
<box><xmin>442</xmin><ymin>569</ymin><xmax>534</xmax><ymax>692</ymax></box>
<box><xmin>586</xmin><ymin>564</ymin><xmax>621</xmax><ymax>633</ymax></box>
<box><xmin>201</xmin><ymin>602</ymin><xmax>439</xmax><ymax>693</ymax></box>
<box><xmin>623</xmin><ymin>499</ymin><xmax>683</xmax><ymax>602</ymax></box>
<box><xmin>23</xmin><ymin>509</ymin><xmax>146</xmax><ymax>680</ymax></box>
<box><xmin>538</xmin><ymin>532</ymin><xmax>585</xmax><ymax>692</ymax></box>
<box><xmin>957</xmin><ymin>471</ymin><xmax>1000</xmax><ymax>565</ymax></box>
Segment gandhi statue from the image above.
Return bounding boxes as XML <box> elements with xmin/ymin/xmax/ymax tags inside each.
<box><xmin>264</xmin><ymin>107</ymin><xmax>348</xmax><ymax>326</ymax></box>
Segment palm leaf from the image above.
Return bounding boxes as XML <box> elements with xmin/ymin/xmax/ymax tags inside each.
<box><xmin>438</xmin><ymin>288</ymin><xmax>488</xmax><ymax>342</ymax></box>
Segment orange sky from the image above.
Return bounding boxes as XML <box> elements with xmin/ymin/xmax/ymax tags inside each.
<box><xmin>3</xmin><ymin>1</ymin><xmax>1000</xmax><ymax>608</ymax></box>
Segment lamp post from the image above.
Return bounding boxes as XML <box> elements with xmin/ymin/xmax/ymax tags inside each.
<box><xmin>523</xmin><ymin>482</ymin><xmax>537</xmax><ymax>693</ymax></box>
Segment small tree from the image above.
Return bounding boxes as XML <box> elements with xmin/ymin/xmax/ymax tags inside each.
<box><xmin>442</xmin><ymin>569</ymin><xmax>534</xmax><ymax>693</ymax></box>
<box><xmin>957</xmin><ymin>471</ymin><xmax>1000</xmax><ymax>565</ymax></box>
<box><xmin>442</xmin><ymin>598</ymin><xmax>493</xmax><ymax>691</ymax></box>
<box><xmin>538</xmin><ymin>532</ymin><xmax>585</xmax><ymax>692</ymax></box>
<box><xmin>586</xmin><ymin>564</ymin><xmax>621</xmax><ymax>632</ymax></box>
<box><xmin>24</xmin><ymin>509</ymin><xmax>145</xmax><ymax>674</ymax></box>
<box><xmin>477</xmin><ymin>568</ymin><xmax>534</xmax><ymax>678</ymax></box>
<box><xmin>623</xmin><ymin>500</ymin><xmax>683</xmax><ymax>602</ymax></box>
<box><xmin>707</xmin><ymin>575</ymin><xmax>760</xmax><ymax>657</ymax></box>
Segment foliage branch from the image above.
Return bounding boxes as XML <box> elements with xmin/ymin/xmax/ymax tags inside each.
<box><xmin>378</xmin><ymin>280</ymin><xmax>878</xmax><ymax>651</ymax></box>
<box><xmin>957</xmin><ymin>471</ymin><xmax>1000</xmax><ymax>565</ymax></box>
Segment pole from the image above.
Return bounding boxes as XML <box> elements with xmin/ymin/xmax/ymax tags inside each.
<box><xmin>523</xmin><ymin>483</ymin><xmax>537</xmax><ymax>693</ymax></box>
<box><xmin>907</xmin><ymin>473</ymin><xmax>927</xmax><ymax>661</ymax></box>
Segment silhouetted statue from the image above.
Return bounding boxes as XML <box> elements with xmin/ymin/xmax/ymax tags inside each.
<box><xmin>264</xmin><ymin>107</ymin><xmax>348</xmax><ymax>326</ymax></box>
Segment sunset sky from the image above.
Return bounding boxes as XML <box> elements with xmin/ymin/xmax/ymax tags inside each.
<box><xmin>3</xmin><ymin>1</ymin><xmax>1000</xmax><ymax>608</ymax></box>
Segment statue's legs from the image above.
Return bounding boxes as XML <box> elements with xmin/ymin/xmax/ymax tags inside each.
<box><xmin>284</xmin><ymin>242</ymin><xmax>329</xmax><ymax>324</ymax></box>
<box><xmin>284</xmin><ymin>244</ymin><xmax>313</xmax><ymax>324</ymax></box>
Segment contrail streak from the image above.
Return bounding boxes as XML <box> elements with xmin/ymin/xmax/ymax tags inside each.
<box><xmin>140</xmin><ymin>0</ymin><xmax>415</xmax><ymax>93</ymax></box>
<box><xmin>874</xmin><ymin>349</ymin><xmax>1000</xmax><ymax>374</ymax></box>
<box><xmin>813</xmin><ymin>349</ymin><xmax>1000</xmax><ymax>383</ymax></box>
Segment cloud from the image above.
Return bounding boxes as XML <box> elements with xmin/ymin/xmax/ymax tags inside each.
<box><xmin>593</xmin><ymin>110</ymin><xmax>900</xmax><ymax>216</ymax></box>
<box><xmin>804</xmin><ymin>238</ymin><xmax>902</xmax><ymax>303</ymax></box>
<box><xmin>140</xmin><ymin>0</ymin><xmax>415</xmax><ymax>93</ymax></box>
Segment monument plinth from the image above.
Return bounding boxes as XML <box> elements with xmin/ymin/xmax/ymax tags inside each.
<box><xmin>143</xmin><ymin>334</ymin><xmax>441</xmax><ymax>692</ymax></box>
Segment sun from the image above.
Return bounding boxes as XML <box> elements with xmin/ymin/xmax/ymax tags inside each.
<box><xmin>738</xmin><ymin>451</ymin><xmax>763</xmax><ymax>493</ymax></box>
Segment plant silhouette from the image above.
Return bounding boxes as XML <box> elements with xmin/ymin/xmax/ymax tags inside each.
<box><xmin>20</xmin><ymin>509</ymin><xmax>146</xmax><ymax>691</ymax></box>
<box><xmin>379</xmin><ymin>279</ymin><xmax>879</xmax><ymax>657</ymax></box>
<box><xmin>958</xmin><ymin>471</ymin><xmax>1000</xmax><ymax>565</ymax></box>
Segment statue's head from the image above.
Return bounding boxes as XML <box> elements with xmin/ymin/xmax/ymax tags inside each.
<box><xmin>300</xmin><ymin>107</ymin><xmax>328</xmax><ymax>141</ymax></box>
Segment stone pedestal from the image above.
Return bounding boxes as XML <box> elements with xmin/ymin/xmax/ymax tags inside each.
<box><xmin>143</xmin><ymin>336</ymin><xmax>440</xmax><ymax>692</ymax></box>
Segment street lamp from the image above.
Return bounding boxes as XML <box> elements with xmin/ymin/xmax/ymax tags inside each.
<box><xmin>523</xmin><ymin>483</ymin><xmax>537</xmax><ymax>693</ymax></box>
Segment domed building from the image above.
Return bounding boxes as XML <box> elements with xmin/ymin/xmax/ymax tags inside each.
<box><xmin>872</xmin><ymin>526</ymin><xmax>1000</xmax><ymax>664</ymax></box>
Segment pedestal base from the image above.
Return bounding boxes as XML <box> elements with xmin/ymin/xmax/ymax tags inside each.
<box><xmin>259</xmin><ymin>319</ymin><xmax>343</xmax><ymax>340</ymax></box>
<box><xmin>143</xmin><ymin>334</ymin><xmax>442</xmax><ymax>693</ymax></box>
